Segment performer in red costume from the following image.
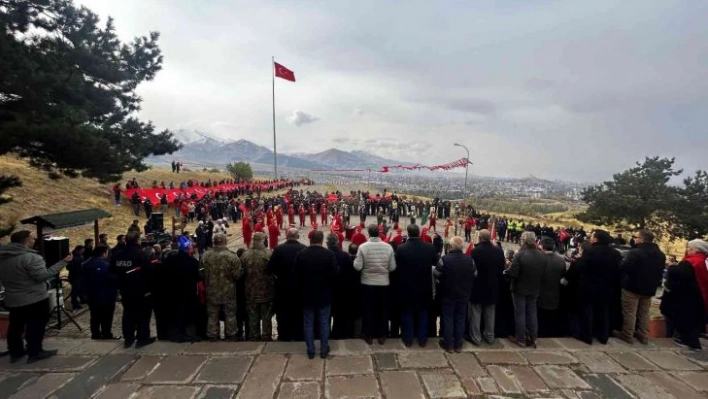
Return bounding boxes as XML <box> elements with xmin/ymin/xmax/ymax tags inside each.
<box><xmin>421</xmin><ymin>227</ymin><xmax>433</xmax><ymax>243</ymax></box>
<box><xmin>298</xmin><ymin>204</ymin><xmax>306</xmax><ymax>227</ymax></box>
<box><xmin>266</xmin><ymin>207</ymin><xmax>274</xmax><ymax>226</ymax></box>
<box><xmin>390</xmin><ymin>227</ymin><xmax>403</xmax><ymax>248</ymax></box>
<box><xmin>351</xmin><ymin>225</ymin><xmax>367</xmax><ymax>247</ymax></box>
<box><xmin>309</xmin><ymin>205</ymin><xmax>317</xmax><ymax>226</ymax></box>
<box><xmin>242</xmin><ymin>217</ymin><xmax>253</xmax><ymax>248</ymax></box>
<box><xmin>287</xmin><ymin>204</ymin><xmax>295</xmax><ymax>226</ymax></box>
<box><xmin>275</xmin><ymin>206</ymin><xmax>284</xmax><ymax>230</ymax></box>
<box><xmin>332</xmin><ymin>225</ymin><xmax>345</xmax><ymax>250</ymax></box>
<box><xmin>254</xmin><ymin>218</ymin><xmax>265</xmax><ymax>233</ymax></box>
<box><xmin>320</xmin><ymin>203</ymin><xmax>328</xmax><ymax>226</ymax></box>
<box><xmin>268</xmin><ymin>219</ymin><xmax>280</xmax><ymax>250</ymax></box>
<box><xmin>308</xmin><ymin>222</ymin><xmax>319</xmax><ymax>240</ymax></box>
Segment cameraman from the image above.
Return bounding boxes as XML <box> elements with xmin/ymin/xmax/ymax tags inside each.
<box><xmin>0</xmin><ymin>230</ymin><xmax>71</xmax><ymax>364</ymax></box>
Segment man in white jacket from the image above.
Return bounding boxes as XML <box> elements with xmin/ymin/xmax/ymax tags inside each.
<box><xmin>354</xmin><ymin>224</ymin><xmax>397</xmax><ymax>344</ymax></box>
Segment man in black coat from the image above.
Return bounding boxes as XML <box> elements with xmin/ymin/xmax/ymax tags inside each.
<box><xmin>328</xmin><ymin>234</ymin><xmax>360</xmax><ymax>340</ymax></box>
<box><xmin>616</xmin><ymin>229</ymin><xmax>665</xmax><ymax>344</ymax></box>
<box><xmin>538</xmin><ymin>238</ymin><xmax>567</xmax><ymax>337</ymax></box>
<box><xmin>109</xmin><ymin>231</ymin><xmax>155</xmax><ymax>348</ymax></box>
<box><xmin>294</xmin><ymin>230</ymin><xmax>338</xmax><ymax>359</ymax></box>
<box><xmin>394</xmin><ymin>224</ymin><xmax>438</xmax><ymax>347</ymax></box>
<box><xmin>435</xmin><ymin>236</ymin><xmax>476</xmax><ymax>352</ymax></box>
<box><xmin>268</xmin><ymin>228</ymin><xmax>306</xmax><ymax>341</ymax></box>
<box><xmin>156</xmin><ymin>236</ymin><xmax>202</xmax><ymax>343</ymax></box>
<box><xmin>468</xmin><ymin>229</ymin><xmax>505</xmax><ymax>345</ymax></box>
<box><xmin>572</xmin><ymin>230</ymin><xmax>622</xmax><ymax>344</ymax></box>
<box><xmin>82</xmin><ymin>245</ymin><xmax>119</xmax><ymax>340</ymax></box>
<box><xmin>507</xmin><ymin>231</ymin><xmax>547</xmax><ymax>348</ymax></box>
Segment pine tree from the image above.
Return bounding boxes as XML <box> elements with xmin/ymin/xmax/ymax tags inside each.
<box><xmin>0</xmin><ymin>0</ymin><xmax>181</xmax><ymax>183</ymax></box>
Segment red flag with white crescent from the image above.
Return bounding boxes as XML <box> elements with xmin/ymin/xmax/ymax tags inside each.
<box><xmin>274</xmin><ymin>62</ymin><xmax>296</xmax><ymax>82</ymax></box>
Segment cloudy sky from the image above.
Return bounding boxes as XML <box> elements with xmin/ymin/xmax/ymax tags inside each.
<box><xmin>78</xmin><ymin>0</ymin><xmax>707</xmax><ymax>182</ymax></box>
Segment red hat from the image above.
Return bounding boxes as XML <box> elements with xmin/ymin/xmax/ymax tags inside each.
<box><xmin>396</xmin><ymin>227</ymin><xmax>402</xmax><ymax>233</ymax></box>
<box><xmin>422</xmin><ymin>227</ymin><xmax>429</xmax><ymax>232</ymax></box>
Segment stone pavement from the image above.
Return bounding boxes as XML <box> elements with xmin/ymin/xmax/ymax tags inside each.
<box><xmin>1</xmin><ymin>337</ymin><xmax>708</xmax><ymax>398</ymax></box>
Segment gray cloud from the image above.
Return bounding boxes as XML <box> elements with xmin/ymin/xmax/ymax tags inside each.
<box><xmin>285</xmin><ymin>110</ymin><xmax>318</xmax><ymax>126</ymax></box>
<box><xmin>78</xmin><ymin>0</ymin><xmax>708</xmax><ymax>181</ymax></box>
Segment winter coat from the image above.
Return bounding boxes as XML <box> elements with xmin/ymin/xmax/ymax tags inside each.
<box><xmin>436</xmin><ymin>250</ymin><xmax>476</xmax><ymax>302</ymax></box>
<box><xmin>660</xmin><ymin>261</ymin><xmax>707</xmax><ymax>331</ymax></box>
<box><xmin>684</xmin><ymin>252</ymin><xmax>708</xmax><ymax>316</ymax></box>
<box><xmin>81</xmin><ymin>257</ymin><xmax>118</xmax><ymax>306</ymax></box>
<box><xmin>620</xmin><ymin>242</ymin><xmax>666</xmax><ymax>296</ymax></box>
<box><xmin>332</xmin><ymin>247</ymin><xmax>361</xmax><ymax>318</ymax></box>
<box><xmin>0</xmin><ymin>243</ymin><xmax>67</xmax><ymax>308</ymax></box>
<box><xmin>108</xmin><ymin>243</ymin><xmax>153</xmax><ymax>300</ymax></box>
<box><xmin>393</xmin><ymin>237</ymin><xmax>437</xmax><ymax>309</ymax></box>
<box><xmin>353</xmin><ymin>237</ymin><xmax>397</xmax><ymax>286</ymax></box>
<box><xmin>507</xmin><ymin>247</ymin><xmax>547</xmax><ymax>296</ymax></box>
<box><xmin>470</xmin><ymin>241</ymin><xmax>506</xmax><ymax>305</ymax></box>
<box><xmin>538</xmin><ymin>251</ymin><xmax>566</xmax><ymax>310</ymax></box>
<box><xmin>293</xmin><ymin>246</ymin><xmax>338</xmax><ymax>308</ymax></box>
<box><xmin>573</xmin><ymin>243</ymin><xmax>622</xmax><ymax>302</ymax></box>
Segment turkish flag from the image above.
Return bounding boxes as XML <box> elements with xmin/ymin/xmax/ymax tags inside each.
<box><xmin>274</xmin><ymin>62</ymin><xmax>296</xmax><ymax>82</ymax></box>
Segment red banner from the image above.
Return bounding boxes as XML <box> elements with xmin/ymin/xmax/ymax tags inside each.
<box><xmin>124</xmin><ymin>180</ymin><xmax>292</xmax><ymax>202</ymax></box>
<box><xmin>378</xmin><ymin>157</ymin><xmax>470</xmax><ymax>173</ymax></box>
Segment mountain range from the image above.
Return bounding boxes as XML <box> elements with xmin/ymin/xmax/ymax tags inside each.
<box><xmin>149</xmin><ymin>129</ymin><xmax>413</xmax><ymax>171</ymax></box>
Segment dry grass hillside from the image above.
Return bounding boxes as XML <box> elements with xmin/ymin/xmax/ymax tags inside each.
<box><xmin>0</xmin><ymin>155</ymin><xmax>232</xmax><ymax>247</ymax></box>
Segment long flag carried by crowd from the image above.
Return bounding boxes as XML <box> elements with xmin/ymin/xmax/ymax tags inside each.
<box><xmin>124</xmin><ymin>180</ymin><xmax>293</xmax><ymax>202</ymax></box>
<box><xmin>378</xmin><ymin>157</ymin><xmax>470</xmax><ymax>173</ymax></box>
<box><xmin>310</xmin><ymin>157</ymin><xmax>471</xmax><ymax>174</ymax></box>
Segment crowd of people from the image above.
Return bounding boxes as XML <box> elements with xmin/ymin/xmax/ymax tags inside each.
<box><xmin>2</xmin><ymin>184</ymin><xmax>708</xmax><ymax>364</ymax></box>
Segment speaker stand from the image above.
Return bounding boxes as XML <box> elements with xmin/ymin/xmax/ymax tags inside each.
<box><xmin>47</xmin><ymin>282</ymin><xmax>83</xmax><ymax>331</ymax></box>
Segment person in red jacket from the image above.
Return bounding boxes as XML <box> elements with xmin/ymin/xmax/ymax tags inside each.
<box><xmin>310</xmin><ymin>205</ymin><xmax>317</xmax><ymax>226</ymax></box>
<box><xmin>685</xmin><ymin>240</ymin><xmax>708</xmax><ymax>318</ymax></box>
<box><xmin>254</xmin><ymin>218</ymin><xmax>265</xmax><ymax>233</ymax></box>
<box><xmin>308</xmin><ymin>222</ymin><xmax>319</xmax><ymax>241</ymax></box>
<box><xmin>268</xmin><ymin>219</ymin><xmax>280</xmax><ymax>250</ymax></box>
<box><xmin>332</xmin><ymin>225</ymin><xmax>345</xmax><ymax>250</ymax></box>
<box><xmin>378</xmin><ymin>225</ymin><xmax>386</xmax><ymax>241</ymax></box>
<box><xmin>275</xmin><ymin>206</ymin><xmax>284</xmax><ymax>230</ymax></box>
<box><xmin>287</xmin><ymin>204</ymin><xmax>295</xmax><ymax>227</ymax></box>
<box><xmin>298</xmin><ymin>205</ymin><xmax>306</xmax><ymax>227</ymax></box>
<box><xmin>266</xmin><ymin>207</ymin><xmax>274</xmax><ymax>226</ymax></box>
<box><xmin>421</xmin><ymin>227</ymin><xmax>433</xmax><ymax>243</ymax></box>
<box><xmin>320</xmin><ymin>203</ymin><xmax>328</xmax><ymax>226</ymax></box>
<box><xmin>444</xmin><ymin>218</ymin><xmax>453</xmax><ymax>239</ymax></box>
<box><xmin>351</xmin><ymin>226</ymin><xmax>367</xmax><ymax>247</ymax></box>
<box><xmin>333</xmin><ymin>211</ymin><xmax>343</xmax><ymax>228</ymax></box>
<box><xmin>390</xmin><ymin>227</ymin><xmax>404</xmax><ymax>248</ymax></box>
<box><xmin>428</xmin><ymin>212</ymin><xmax>437</xmax><ymax>231</ymax></box>
<box><xmin>242</xmin><ymin>217</ymin><xmax>253</xmax><ymax>248</ymax></box>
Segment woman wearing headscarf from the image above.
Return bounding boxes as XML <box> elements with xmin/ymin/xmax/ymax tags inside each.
<box><xmin>660</xmin><ymin>239</ymin><xmax>708</xmax><ymax>351</ymax></box>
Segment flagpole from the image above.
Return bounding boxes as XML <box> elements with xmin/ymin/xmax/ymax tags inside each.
<box><xmin>272</xmin><ymin>56</ymin><xmax>278</xmax><ymax>180</ymax></box>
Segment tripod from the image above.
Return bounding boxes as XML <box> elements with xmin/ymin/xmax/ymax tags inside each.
<box><xmin>47</xmin><ymin>277</ymin><xmax>82</xmax><ymax>331</ymax></box>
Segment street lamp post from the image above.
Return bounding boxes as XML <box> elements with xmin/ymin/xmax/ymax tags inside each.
<box><xmin>454</xmin><ymin>143</ymin><xmax>470</xmax><ymax>200</ymax></box>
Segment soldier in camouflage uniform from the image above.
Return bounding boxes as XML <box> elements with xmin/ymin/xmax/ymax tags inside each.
<box><xmin>201</xmin><ymin>234</ymin><xmax>243</xmax><ymax>341</ymax></box>
<box><xmin>241</xmin><ymin>232</ymin><xmax>275</xmax><ymax>340</ymax></box>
